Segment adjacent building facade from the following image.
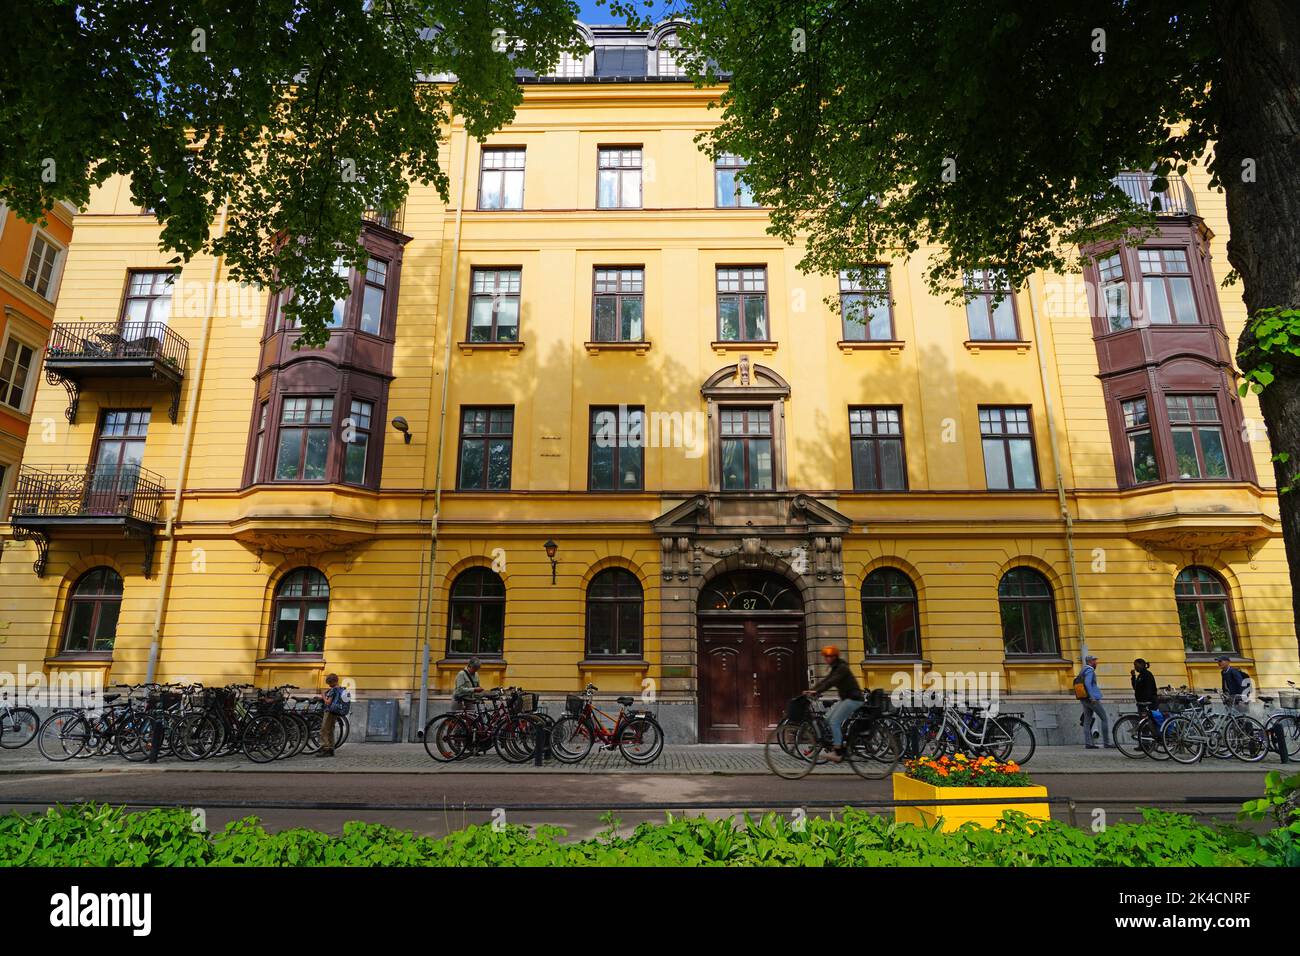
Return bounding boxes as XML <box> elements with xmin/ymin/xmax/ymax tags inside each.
<box><xmin>1</xmin><ymin>22</ymin><xmax>1296</xmax><ymax>742</ymax></box>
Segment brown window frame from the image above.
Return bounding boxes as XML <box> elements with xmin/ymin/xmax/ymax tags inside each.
<box><xmin>90</xmin><ymin>408</ymin><xmax>151</xmax><ymax>482</ymax></box>
<box><xmin>591</xmin><ymin>267</ymin><xmax>646</xmax><ymax>342</ymax></box>
<box><xmin>861</xmin><ymin>568</ymin><xmax>921</xmax><ymax>657</ymax></box>
<box><xmin>849</xmin><ymin>406</ymin><xmax>907</xmax><ymax>491</ymax></box>
<box><xmin>446</xmin><ymin>567</ymin><xmax>506</xmax><ymax>658</ymax></box>
<box><xmin>343</xmin><ymin>397</ymin><xmax>374</xmax><ymax>486</ymax></box>
<box><xmin>585</xmin><ymin>568</ymin><xmax>644</xmax><ymax>659</ymax></box>
<box><xmin>1120</xmin><ymin>396</ymin><xmax>1160</xmax><ymax>485</ymax></box>
<box><xmin>1175</xmin><ymin>566</ymin><xmax>1238</xmax><ymax>657</ymax></box>
<box><xmin>1165</xmin><ymin>393</ymin><xmax>1230</xmax><ymax>481</ymax></box>
<box><xmin>477</xmin><ymin>147</ymin><xmax>526</xmax><ymax>211</ymax></box>
<box><xmin>963</xmin><ymin>268</ymin><xmax>1021</xmax><ymax>341</ymax></box>
<box><xmin>719</xmin><ymin>405</ymin><xmax>775</xmax><ymax>491</ymax></box>
<box><xmin>979</xmin><ymin>405</ymin><xmax>1040</xmax><ymax>491</ymax></box>
<box><xmin>840</xmin><ymin>266</ymin><xmax>894</xmax><ymax>341</ymax></box>
<box><xmin>715</xmin><ymin>266</ymin><xmax>770</xmax><ymax>342</ymax></box>
<box><xmin>588</xmin><ymin>405</ymin><xmax>645</xmax><ymax>492</ymax></box>
<box><xmin>456</xmin><ymin>406</ymin><xmax>514</xmax><ymax>491</ymax></box>
<box><xmin>59</xmin><ymin>567</ymin><xmax>124</xmax><ymax>656</ymax></box>
<box><xmin>998</xmin><ymin>567</ymin><xmax>1060</xmax><ymax>657</ymax></box>
<box><xmin>467</xmin><ymin>267</ymin><xmax>522</xmax><ymax>343</ymax></box>
<box><xmin>1136</xmin><ymin>247</ymin><xmax>1201</xmax><ymax>326</ymax></box>
<box><xmin>272</xmin><ymin>395</ymin><xmax>336</xmax><ymax>483</ymax></box>
<box><xmin>269</xmin><ymin>567</ymin><xmax>330</xmax><ymax>656</ymax></box>
<box><xmin>120</xmin><ymin>270</ymin><xmax>175</xmax><ymax>329</ymax></box>
<box><xmin>596</xmin><ymin>146</ymin><xmax>643</xmax><ymax>209</ymax></box>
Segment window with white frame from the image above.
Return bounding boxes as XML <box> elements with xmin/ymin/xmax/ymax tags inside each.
<box><xmin>552</xmin><ymin>50</ymin><xmax>587</xmax><ymax>77</ymax></box>
<box><xmin>0</xmin><ymin>334</ymin><xmax>38</xmax><ymax>412</ymax></box>
<box><xmin>656</xmin><ymin>40</ymin><xmax>686</xmax><ymax>76</ymax></box>
<box><xmin>24</xmin><ymin>233</ymin><xmax>62</xmax><ymax>299</ymax></box>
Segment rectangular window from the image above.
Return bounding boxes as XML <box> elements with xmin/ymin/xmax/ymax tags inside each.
<box><xmin>715</xmin><ymin>153</ymin><xmax>757</xmax><ymax>208</ymax></box>
<box><xmin>274</xmin><ymin>396</ymin><xmax>334</xmax><ymax>481</ymax></box>
<box><xmin>468</xmin><ymin>268</ymin><xmax>521</xmax><ymax>342</ymax></box>
<box><xmin>252</xmin><ymin>401</ymin><xmax>269</xmax><ymax>480</ymax></box>
<box><xmin>720</xmin><ymin>407</ymin><xmax>774</xmax><ymax>490</ymax></box>
<box><xmin>1098</xmin><ymin>251</ymin><xmax>1131</xmax><ymax>332</ymax></box>
<box><xmin>589</xmin><ymin>405</ymin><xmax>645</xmax><ymax>491</ymax></box>
<box><xmin>1139</xmin><ymin>248</ymin><xmax>1199</xmax><ymax>325</ymax></box>
<box><xmin>359</xmin><ymin>258</ymin><xmax>387</xmax><ymax>335</ymax></box>
<box><xmin>849</xmin><ymin>407</ymin><xmax>907</xmax><ymax>490</ymax></box>
<box><xmin>90</xmin><ymin>410</ymin><xmax>150</xmax><ymax>506</ymax></box>
<box><xmin>23</xmin><ymin>233</ymin><xmax>60</xmax><ymax>299</ymax></box>
<box><xmin>0</xmin><ymin>337</ymin><xmax>37</xmax><ymax>411</ymax></box>
<box><xmin>979</xmin><ymin>406</ymin><xmax>1038</xmax><ymax>490</ymax></box>
<box><xmin>344</xmin><ymin>399</ymin><xmax>373</xmax><ymax>484</ymax></box>
<box><xmin>656</xmin><ymin>44</ymin><xmax>686</xmax><ymax>77</ymax></box>
<box><xmin>840</xmin><ymin>267</ymin><xmax>893</xmax><ymax>341</ymax></box>
<box><xmin>328</xmin><ymin>258</ymin><xmax>350</xmax><ymax>329</ymax></box>
<box><xmin>964</xmin><ymin>268</ymin><xmax>1019</xmax><ymax>341</ymax></box>
<box><xmin>122</xmin><ymin>271</ymin><xmax>175</xmax><ymax>327</ymax></box>
<box><xmin>1121</xmin><ymin>397</ymin><xmax>1159</xmax><ymax>484</ymax></box>
<box><xmin>597</xmin><ymin>147</ymin><xmax>642</xmax><ymax>208</ymax></box>
<box><xmin>478</xmin><ymin>148</ymin><xmax>526</xmax><ymax>210</ymax></box>
<box><xmin>1166</xmin><ymin>394</ymin><xmax>1229</xmax><ymax>479</ymax></box>
<box><xmin>458</xmin><ymin>407</ymin><xmax>513</xmax><ymax>490</ymax></box>
<box><xmin>716</xmin><ymin>267</ymin><xmax>769</xmax><ymax>341</ymax></box>
<box><xmin>592</xmin><ymin>268</ymin><xmax>645</xmax><ymax>342</ymax></box>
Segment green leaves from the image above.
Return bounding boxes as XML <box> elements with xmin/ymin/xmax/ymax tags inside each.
<box><xmin>0</xmin><ymin>0</ymin><xmax>585</xmax><ymax>347</ymax></box>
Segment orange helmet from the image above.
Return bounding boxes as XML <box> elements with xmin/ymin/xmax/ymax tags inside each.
<box><xmin>820</xmin><ymin>645</ymin><xmax>839</xmax><ymax>659</ymax></box>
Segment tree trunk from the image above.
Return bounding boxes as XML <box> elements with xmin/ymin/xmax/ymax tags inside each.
<box><xmin>1213</xmin><ymin>0</ymin><xmax>1300</xmax><ymax>652</ymax></box>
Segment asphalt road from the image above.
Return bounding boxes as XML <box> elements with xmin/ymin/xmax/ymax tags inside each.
<box><xmin>0</xmin><ymin>768</ymin><xmax>1273</xmax><ymax>840</ymax></box>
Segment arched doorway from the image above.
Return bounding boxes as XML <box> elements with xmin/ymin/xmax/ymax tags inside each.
<box><xmin>697</xmin><ymin>570</ymin><xmax>806</xmax><ymax>742</ymax></box>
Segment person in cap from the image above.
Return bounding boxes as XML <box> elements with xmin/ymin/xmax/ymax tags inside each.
<box><xmin>803</xmin><ymin>645</ymin><xmax>864</xmax><ymax>762</ymax></box>
<box><xmin>1079</xmin><ymin>654</ymin><xmax>1112</xmax><ymax>749</ymax></box>
<box><xmin>453</xmin><ymin>657</ymin><xmax>484</xmax><ymax>707</ymax></box>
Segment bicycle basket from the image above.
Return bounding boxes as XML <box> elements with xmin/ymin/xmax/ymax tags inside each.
<box><xmin>786</xmin><ymin>696</ymin><xmax>811</xmax><ymax>722</ymax></box>
<box><xmin>510</xmin><ymin>691</ymin><xmax>540</xmax><ymax>714</ymax></box>
<box><xmin>1279</xmin><ymin>690</ymin><xmax>1300</xmax><ymax>710</ymax></box>
<box><xmin>565</xmin><ymin>694</ymin><xmax>586</xmax><ymax>715</ymax></box>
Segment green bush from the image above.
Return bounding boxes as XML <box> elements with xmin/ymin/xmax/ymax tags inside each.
<box><xmin>0</xmin><ymin>797</ymin><xmax>1293</xmax><ymax>867</ymax></box>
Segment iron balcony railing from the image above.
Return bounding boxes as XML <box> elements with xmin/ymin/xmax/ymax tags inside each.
<box><xmin>45</xmin><ymin>320</ymin><xmax>188</xmax><ymax>372</ymax></box>
<box><xmin>1112</xmin><ymin>171</ymin><xmax>1197</xmax><ymax>217</ymax></box>
<box><xmin>9</xmin><ymin>463</ymin><xmax>165</xmax><ymax>524</ymax></box>
<box><xmin>363</xmin><ymin>207</ymin><xmax>405</xmax><ymax>233</ymax></box>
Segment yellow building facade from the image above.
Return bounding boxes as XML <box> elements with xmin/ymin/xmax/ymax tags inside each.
<box><xmin>1</xmin><ymin>23</ymin><xmax>1296</xmax><ymax>742</ymax></box>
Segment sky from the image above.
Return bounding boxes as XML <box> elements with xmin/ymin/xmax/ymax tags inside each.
<box><xmin>574</xmin><ymin>0</ymin><xmax>677</xmax><ymax>26</ymax></box>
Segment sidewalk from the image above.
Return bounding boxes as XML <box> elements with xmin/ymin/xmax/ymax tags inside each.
<box><xmin>0</xmin><ymin>744</ymin><xmax>1290</xmax><ymax>775</ymax></box>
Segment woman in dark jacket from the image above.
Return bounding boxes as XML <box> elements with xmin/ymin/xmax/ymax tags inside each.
<box><xmin>1130</xmin><ymin>658</ymin><xmax>1158</xmax><ymax>711</ymax></box>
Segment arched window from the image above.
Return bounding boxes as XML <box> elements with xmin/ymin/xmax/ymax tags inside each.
<box><xmin>61</xmin><ymin>567</ymin><xmax>123</xmax><ymax>654</ymax></box>
<box><xmin>271</xmin><ymin>568</ymin><xmax>330</xmax><ymax>654</ymax></box>
<box><xmin>586</xmin><ymin>568</ymin><xmax>643</xmax><ymax>658</ymax></box>
<box><xmin>999</xmin><ymin>568</ymin><xmax>1058</xmax><ymax>656</ymax></box>
<box><xmin>447</xmin><ymin>567</ymin><xmax>505</xmax><ymax>657</ymax></box>
<box><xmin>861</xmin><ymin>568</ymin><xmax>919</xmax><ymax>657</ymax></box>
<box><xmin>699</xmin><ymin>570</ymin><xmax>801</xmax><ymax>611</ymax></box>
<box><xmin>1175</xmin><ymin>567</ymin><xmax>1237</xmax><ymax>655</ymax></box>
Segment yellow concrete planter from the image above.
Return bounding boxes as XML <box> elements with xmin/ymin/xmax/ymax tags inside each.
<box><xmin>892</xmin><ymin>773</ymin><xmax>1050</xmax><ymax>832</ymax></box>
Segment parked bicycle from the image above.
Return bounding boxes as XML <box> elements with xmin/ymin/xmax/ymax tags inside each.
<box><xmin>765</xmin><ymin>693</ymin><xmax>901</xmax><ymax>780</ymax></box>
<box><xmin>1160</xmin><ymin>692</ymin><xmax>1268</xmax><ymax>763</ymax></box>
<box><xmin>1260</xmin><ymin>680</ymin><xmax>1300</xmax><ymax>760</ymax></box>
<box><xmin>549</xmin><ymin>683</ymin><xmax>665</xmax><ymax>765</ymax></box>
<box><xmin>0</xmin><ymin>692</ymin><xmax>39</xmax><ymax>749</ymax></box>
<box><xmin>423</xmin><ymin>686</ymin><xmax>550</xmax><ymax>763</ymax></box>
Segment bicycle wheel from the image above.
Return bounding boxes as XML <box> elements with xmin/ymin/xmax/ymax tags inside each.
<box><xmin>334</xmin><ymin>715</ymin><xmax>350</xmax><ymax>749</ymax></box>
<box><xmin>1112</xmin><ymin>716</ymin><xmax>1145</xmax><ymax>759</ymax></box>
<box><xmin>982</xmin><ymin>716</ymin><xmax>1034</xmax><ymax>764</ymax></box>
<box><xmin>617</xmin><ymin>716</ymin><xmax>665</xmax><ymax>765</ymax></box>
<box><xmin>240</xmin><ymin>715</ymin><xmax>287</xmax><ymax>763</ymax></box>
<box><xmin>37</xmin><ymin>712</ymin><xmax>89</xmax><ymax>761</ymax></box>
<box><xmin>846</xmin><ymin>720</ymin><xmax>901</xmax><ymax>780</ymax></box>
<box><xmin>549</xmin><ymin>715</ymin><xmax>595</xmax><ymax>764</ymax></box>
<box><xmin>276</xmin><ymin>714</ymin><xmax>302</xmax><ymax>759</ymax></box>
<box><xmin>764</xmin><ymin>721</ymin><xmax>821</xmax><ymax>779</ymax></box>
<box><xmin>285</xmin><ymin>713</ymin><xmax>311</xmax><ymax>757</ymax></box>
<box><xmin>0</xmin><ymin>707</ymin><xmax>40</xmax><ymax>749</ymax></box>
<box><xmin>1161</xmin><ymin>715</ymin><xmax>1204</xmax><ymax>764</ymax></box>
<box><xmin>422</xmin><ymin>713</ymin><xmax>469</xmax><ymax>762</ymax></box>
<box><xmin>494</xmin><ymin>715</ymin><xmax>538</xmax><ymax>763</ymax></box>
<box><xmin>115</xmin><ymin>713</ymin><xmax>156</xmax><ymax>762</ymax></box>
<box><xmin>172</xmin><ymin>713</ymin><xmax>220</xmax><ymax>761</ymax></box>
<box><xmin>1226</xmin><ymin>715</ymin><xmax>1268</xmax><ymax>762</ymax></box>
<box><xmin>1138</xmin><ymin>718</ymin><xmax>1170</xmax><ymax>760</ymax></box>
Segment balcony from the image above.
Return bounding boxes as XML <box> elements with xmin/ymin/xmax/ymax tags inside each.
<box><xmin>363</xmin><ymin>207</ymin><xmax>406</xmax><ymax>234</ymax></box>
<box><xmin>7</xmin><ymin>463</ymin><xmax>166</xmax><ymax>577</ymax></box>
<box><xmin>44</xmin><ymin>321</ymin><xmax>188</xmax><ymax>424</ymax></box>
<box><xmin>1112</xmin><ymin>171</ymin><xmax>1197</xmax><ymax>217</ymax></box>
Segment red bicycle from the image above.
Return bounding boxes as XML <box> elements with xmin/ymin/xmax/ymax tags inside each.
<box><xmin>549</xmin><ymin>683</ymin><xmax>665</xmax><ymax>765</ymax></box>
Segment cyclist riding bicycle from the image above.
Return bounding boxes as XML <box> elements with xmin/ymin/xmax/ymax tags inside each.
<box><xmin>802</xmin><ymin>645</ymin><xmax>864</xmax><ymax>762</ymax></box>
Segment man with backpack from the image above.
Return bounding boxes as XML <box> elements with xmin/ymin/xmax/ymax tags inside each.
<box><xmin>316</xmin><ymin>673</ymin><xmax>350</xmax><ymax>758</ymax></box>
<box><xmin>1075</xmin><ymin>655</ymin><xmax>1112</xmax><ymax>750</ymax></box>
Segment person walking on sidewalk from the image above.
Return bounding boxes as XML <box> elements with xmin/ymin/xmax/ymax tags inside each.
<box><xmin>315</xmin><ymin>673</ymin><xmax>349</xmax><ymax>758</ymax></box>
<box><xmin>1130</xmin><ymin>658</ymin><xmax>1158</xmax><ymax>712</ymax></box>
<box><xmin>1079</xmin><ymin>655</ymin><xmax>1112</xmax><ymax>749</ymax></box>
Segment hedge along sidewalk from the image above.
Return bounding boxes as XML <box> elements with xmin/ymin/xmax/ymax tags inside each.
<box><xmin>0</xmin><ymin>744</ymin><xmax>1291</xmax><ymax>775</ymax></box>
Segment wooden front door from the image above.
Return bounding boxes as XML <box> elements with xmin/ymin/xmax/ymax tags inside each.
<box><xmin>699</xmin><ymin>616</ymin><xmax>805</xmax><ymax>743</ymax></box>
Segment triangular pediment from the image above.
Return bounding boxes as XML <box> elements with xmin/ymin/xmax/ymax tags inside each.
<box><xmin>652</xmin><ymin>493</ymin><xmax>853</xmax><ymax>535</ymax></box>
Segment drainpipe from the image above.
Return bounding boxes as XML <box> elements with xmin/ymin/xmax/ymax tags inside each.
<box><xmin>146</xmin><ymin>202</ymin><xmax>229</xmax><ymax>683</ymax></box>
<box><xmin>416</xmin><ymin>121</ymin><xmax>470</xmax><ymax>737</ymax></box>
<box><xmin>1025</xmin><ymin>275</ymin><xmax>1089</xmax><ymax>667</ymax></box>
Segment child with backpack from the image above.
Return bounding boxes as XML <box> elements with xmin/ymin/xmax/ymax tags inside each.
<box><xmin>316</xmin><ymin>673</ymin><xmax>351</xmax><ymax>758</ymax></box>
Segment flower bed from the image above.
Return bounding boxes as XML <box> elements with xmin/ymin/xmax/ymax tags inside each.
<box><xmin>894</xmin><ymin>753</ymin><xmax>1049</xmax><ymax>832</ymax></box>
